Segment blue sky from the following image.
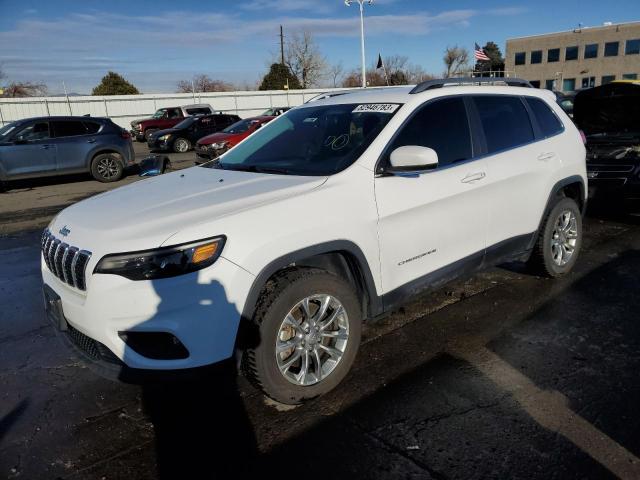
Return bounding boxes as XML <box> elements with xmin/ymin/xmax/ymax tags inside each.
<box><xmin>0</xmin><ymin>0</ymin><xmax>638</xmax><ymax>93</ymax></box>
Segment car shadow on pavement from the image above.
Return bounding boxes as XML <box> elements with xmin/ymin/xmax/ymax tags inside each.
<box><xmin>118</xmin><ymin>277</ymin><xmax>260</xmax><ymax>480</ymax></box>
<box><xmin>0</xmin><ymin>400</ymin><xmax>29</xmax><ymax>446</ymax></box>
<box><xmin>250</xmin><ymin>250</ymin><xmax>640</xmax><ymax>479</ymax></box>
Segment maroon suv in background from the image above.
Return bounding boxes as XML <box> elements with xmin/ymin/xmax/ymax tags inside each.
<box><xmin>130</xmin><ymin>104</ymin><xmax>213</xmax><ymax>142</ymax></box>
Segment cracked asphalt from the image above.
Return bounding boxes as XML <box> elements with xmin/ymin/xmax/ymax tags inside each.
<box><xmin>1</xmin><ymin>152</ymin><xmax>640</xmax><ymax>479</ymax></box>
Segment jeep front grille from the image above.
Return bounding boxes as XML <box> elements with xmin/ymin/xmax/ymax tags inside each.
<box><xmin>41</xmin><ymin>230</ymin><xmax>92</xmax><ymax>291</ymax></box>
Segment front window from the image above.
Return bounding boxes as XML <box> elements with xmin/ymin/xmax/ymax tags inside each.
<box><xmin>515</xmin><ymin>52</ymin><xmax>526</xmax><ymax>65</ymax></box>
<box><xmin>626</xmin><ymin>39</ymin><xmax>640</xmax><ymax>55</ymax></box>
<box><xmin>222</xmin><ymin>118</ymin><xmax>257</xmax><ymax>134</ymax></box>
<box><xmin>152</xmin><ymin>109</ymin><xmax>167</xmax><ymax>119</ymax></box>
<box><xmin>201</xmin><ymin>103</ymin><xmax>401</xmax><ymax>176</ymax></box>
<box><xmin>0</xmin><ymin>121</ymin><xmax>19</xmax><ymax>140</ymax></box>
<box><xmin>548</xmin><ymin>48</ymin><xmax>560</xmax><ymax>62</ymax></box>
<box><xmin>531</xmin><ymin>50</ymin><xmax>542</xmax><ymax>64</ymax></box>
<box><xmin>584</xmin><ymin>44</ymin><xmax>598</xmax><ymax>59</ymax></box>
<box><xmin>174</xmin><ymin>117</ymin><xmax>196</xmax><ymax>129</ymax></box>
<box><xmin>604</xmin><ymin>42</ymin><xmax>619</xmax><ymax>57</ymax></box>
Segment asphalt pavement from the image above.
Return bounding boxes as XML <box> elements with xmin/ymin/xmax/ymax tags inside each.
<box><xmin>1</xmin><ymin>155</ymin><xmax>640</xmax><ymax>479</ymax></box>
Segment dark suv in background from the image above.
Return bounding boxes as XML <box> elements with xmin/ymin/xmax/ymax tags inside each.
<box><xmin>130</xmin><ymin>104</ymin><xmax>214</xmax><ymax>142</ymax></box>
<box><xmin>147</xmin><ymin>113</ymin><xmax>240</xmax><ymax>153</ymax></box>
<box><xmin>0</xmin><ymin>116</ymin><xmax>135</xmax><ymax>191</ymax></box>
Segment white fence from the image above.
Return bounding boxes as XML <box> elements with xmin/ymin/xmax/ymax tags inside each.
<box><xmin>0</xmin><ymin>88</ymin><xmax>352</xmax><ymax>128</ymax></box>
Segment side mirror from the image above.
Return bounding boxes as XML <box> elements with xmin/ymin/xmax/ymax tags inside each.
<box><xmin>388</xmin><ymin>146</ymin><xmax>438</xmax><ymax>172</ymax></box>
<box><xmin>139</xmin><ymin>155</ymin><xmax>171</xmax><ymax>177</ymax></box>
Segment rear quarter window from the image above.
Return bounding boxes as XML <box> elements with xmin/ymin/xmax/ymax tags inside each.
<box><xmin>83</xmin><ymin>121</ymin><xmax>102</xmax><ymax>134</ymax></box>
<box><xmin>525</xmin><ymin>97</ymin><xmax>564</xmax><ymax>138</ymax></box>
<box><xmin>473</xmin><ymin>96</ymin><xmax>534</xmax><ymax>154</ymax></box>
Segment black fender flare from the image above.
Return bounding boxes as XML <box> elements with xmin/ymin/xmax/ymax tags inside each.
<box><xmin>239</xmin><ymin>240</ymin><xmax>382</xmax><ymax>326</ymax></box>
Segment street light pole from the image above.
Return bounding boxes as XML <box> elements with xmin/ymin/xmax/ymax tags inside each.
<box><xmin>345</xmin><ymin>0</ymin><xmax>373</xmax><ymax>88</ymax></box>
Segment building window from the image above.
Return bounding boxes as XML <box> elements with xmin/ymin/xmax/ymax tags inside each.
<box><xmin>548</xmin><ymin>48</ymin><xmax>560</xmax><ymax>62</ymax></box>
<box><xmin>623</xmin><ymin>73</ymin><xmax>638</xmax><ymax>80</ymax></box>
<box><xmin>565</xmin><ymin>46</ymin><xmax>579</xmax><ymax>61</ymax></box>
<box><xmin>530</xmin><ymin>50</ymin><xmax>542</xmax><ymax>64</ymax></box>
<box><xmin>563</xmin><ymin>78</ymin><xmax>576</xmax><ymax>91</ymax></box>
<box><xmin>604</xmin><ymin>41</ymin><xmax>619</xmax><ymax>57</ymax></box>
<box><xmin>581</xmin><ymin>77</ymin><xmax>595</xmax><ymax>88</ymax></box>
<box><xmin>601</xmin><ymin>75</ymin><xmax>616</xmax><ymax>84</ymax></box>
<box><xmin>515</xmin><ymin>52</ymin><xmax>526</xmax><ymax>65</ymax></box>
<box><xmin>545</xmin><ymin>79</ymin><xmax>555</xmax><ymax>90</ymax></box>
<box><xmin>584</xmin><ymin>44</ymin><xmax>598</xmax><ymax>59</ymax></box>
<box><xmin>530</xmin><ymin>80</ymin><xmax>541</xmax><ymax>88</ymax></box>
<box><xmin>625</xmin><ymin>39</ymin><xmax>640</xmax><ymax>55</ymax></box>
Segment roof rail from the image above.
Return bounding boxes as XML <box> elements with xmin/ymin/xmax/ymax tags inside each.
<box><xmin>410</xmin><ymin>77</ymin><xmax>533</xmax><ymax>94</ymax></box>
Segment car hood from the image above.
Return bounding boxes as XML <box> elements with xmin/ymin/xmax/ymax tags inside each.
<box><xmin>198</xmin><ymin>131</ymin><xmax>239</xmax><ymax>145</ymax></box>
<box><xmin>51</xmin><ymin>167</ymin><xmax>327</xmax><ymax>253</ymax></box>
<box><xmin>574</xmin><ymin>83</ymin><xmax>640</xmax><ymax>138</ymax></box>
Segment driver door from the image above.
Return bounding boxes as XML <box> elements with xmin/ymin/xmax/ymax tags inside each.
<box><xmin>374</xmin><ymin>97</ymin><xmax>489</xmax><ymax>300</ymax></box>
<box><xmin>2</xmin><ymin>120</ymin><xmax>57</xmax><ymax>178</ymax></box>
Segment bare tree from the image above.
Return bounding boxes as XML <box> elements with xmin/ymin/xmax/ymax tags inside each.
<box><xmin>285</xmin><ymin>31</ymin><xmax>327</xmax><ymax>88</ymax></box>
<box><xmin>0</xmin><ymin>64</ymin><xmax>5</xmax><ymax>83</ymax></box>
<box><xmin>443</xmin><ymin>46</ymin><xmax>470</xmax><ymax>78</ymax></box>
<box><xmin>329</xmin><ymin>62</ymin><xmax>344</xmax><ymax>88</ymax></box>
<box><xmin>177</xmin><ymin>74</ymin><xmax>233</xmax><ymax>93</ymax></box>
<box><xmin>3</xmin><ymin>82</ymin><xmax>48</xmax><ymax>97</ymax></box>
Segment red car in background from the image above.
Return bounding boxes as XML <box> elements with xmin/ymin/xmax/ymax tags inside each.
<box><xmin>194</xmin><ymin>116</ymin><xmax>275</xmax><ymax>164</ymax></box>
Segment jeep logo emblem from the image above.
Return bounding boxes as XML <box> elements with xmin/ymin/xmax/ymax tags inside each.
<box><xmin>59</xmin><ymin>226</ymin><xmax>71</xmax><ymax>237</ymax></box>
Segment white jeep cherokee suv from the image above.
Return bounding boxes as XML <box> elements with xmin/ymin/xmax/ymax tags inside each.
<box><xmin>42</xmin><ymin>78</ymin><xmax>586</xmax><ymax>404</ymax></box>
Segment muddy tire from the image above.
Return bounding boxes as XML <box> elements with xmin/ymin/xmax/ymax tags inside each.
<box><xmin>243</xmin><ymin>268</ymin><xmax>362</xmax><ymax>405</ymax></box>
<box><xmin>91</xmin><ymin>153</ymin><xmax>124</xmax><ymax>183</ymax></box>
<box><xmin>527</xmin><ymin>197</ymin><xmax>582</xmax><ymax>277</ymax></box>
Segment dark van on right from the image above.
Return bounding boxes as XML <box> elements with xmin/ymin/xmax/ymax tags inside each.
<box><xmin>573</xmin><ymin>81</ymin><xmax>640</xmax><ymax>201</ymax></box>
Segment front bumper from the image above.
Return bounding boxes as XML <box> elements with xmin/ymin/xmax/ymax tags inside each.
<box><xmin>194</xmin><ymin>145</ymin><xmax>226</xmax><ymax>164</ymax></box>
<box><xmin>586</xmin><ymin>159</ymin><xmax>640</xmax><ymax>199</ymax></box>
<box><xmin>147</xmin><ymin>138</ymin><xmax>171</xmax><ymax>151</ymax></box>
<box><xmin>42</xmin><ymin>255</ymin><xmax>255</xmax><ymax>372</ymax></box>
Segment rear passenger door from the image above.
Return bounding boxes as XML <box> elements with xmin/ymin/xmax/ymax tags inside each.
<box><xmin>374</xmin><ymin>97</ymin><xmax>489</xmax><ymax>298</ymax></box>
<box><xmin>50</xmin><ymin>120</ymin><xmax>96</xmax><ymax>173</ymax></box>
<box><xmin>471</xmin><ymin>95</ymin><xmax>560</xmax><ymax>255</ymax></box>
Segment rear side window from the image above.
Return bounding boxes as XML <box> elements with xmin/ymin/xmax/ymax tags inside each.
<box><xmin>83</xmin><ymin>121</ymin><xmax>102</xmax><ymax>134</ymax></box>
<box><xmin>473</xmin><ymin>96</ymin><xmax>534</xmax><ymax>154</ymax></box>
<box><xmin>388</xmin><ymin>97</ymin><xmax>472</xmax><ymax>167</ymax></box>
<box><xmin>185</xmin><ymin>107</ymin><xmax>212</xmax><ymax>115</ymax></box>
<box><xmin>525</xmin><ymin>97</ymin><xmax>563</xmax><ymax>138</ymax></box>
<box><xmin>52</xmin><ymin>121</ymin><xmax>88</xmax><ymax>138</ymax></box>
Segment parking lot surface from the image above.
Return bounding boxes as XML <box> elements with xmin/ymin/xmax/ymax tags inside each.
<box><xmin>1</xmin><ymin>159</ymin><xmax>640</xmax><ymax>478</ymax></box>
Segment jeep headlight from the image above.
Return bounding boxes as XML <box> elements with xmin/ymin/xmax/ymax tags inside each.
<box><xmin>94</xmin><ymin>236</ymin><xmax>225</xmax><ymax>280</ymax></box>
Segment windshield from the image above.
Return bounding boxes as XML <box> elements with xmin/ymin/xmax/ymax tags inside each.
<box><xmin>174</xmin><ymin>117</ymin><xmax>196</xmax><ymax>129</ymax></box>
<box><xmin>223</xmin><ymin>119</ymin><xmax>256</xmax><ymax>134</ymax></box>
<box><xmin>152</xmin><ymin>109</ymin><xmax>166</xmax><ymax>119</ymax></box>
<box><xmin>201</xmin><ymin>103</ymin><xmax>401</xmax><ymax>176</ymax></box>
<box><xmin>0</xmin><ymin>121</ymin><xmax>19</xmax><ymax>139</ymax></box>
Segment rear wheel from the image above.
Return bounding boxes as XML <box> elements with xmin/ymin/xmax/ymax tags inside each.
<box><xmin>527</xmin><ymin>197</ymin><xmax>582</xmax><ymax>277</ymax></box>
<box><xmin>173</xmin><ymin>138</ymin><xmax>191</xmax><ymax>153</ymax></box>
<box><xmin>91</xmin><ymin>153</ymin><xmax>124</xmax><ymax>182</ymax></box>
<box><xmin>243</xmin><ymin>268</ymin><xmax>362</xmax><ymax>404</ymax></box>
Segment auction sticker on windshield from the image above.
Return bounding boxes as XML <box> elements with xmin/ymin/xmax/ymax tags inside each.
<box><xmin>352</xmin><ymin>104</ymin><xmax>400</xmax><ymax>113</ymax></box>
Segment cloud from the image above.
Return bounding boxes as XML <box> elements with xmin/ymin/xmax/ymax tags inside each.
<box><xmin>240</xmin><ymin>0</ymin><xmax>335</xmax><ymax>13</ymax></box>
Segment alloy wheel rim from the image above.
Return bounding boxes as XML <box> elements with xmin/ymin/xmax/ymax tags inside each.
<box><xmin>97</xmin><ymin>157</ymin><xmax>119</xmax><ymax>179</ymax></box>
<box><xmin>550</xmin><ymin>209</ymin><xmax>578</xmax><ymax>266</ymax></box>
<box><xmin>275</xmin><ymin>294</ymin><xmax>349</xmax><ymax>386</ymax></box>
<box><xmin>176</xmin><ymin>139</ymin><xmax>189</xmax><ymax>152</ymax></box>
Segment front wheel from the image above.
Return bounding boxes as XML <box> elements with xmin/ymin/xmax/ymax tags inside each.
<box><xmin>527</xmin><ymin>197</ymin><xmax>582</xmax><ymax>277</ymax></box>
<box><xmin>243</xmin><ymin>269</ymin><xmax>362</xmax><ymax>405</ymax></box>
<box><xmin>172</xmin><ymin>137</ymin><xmax>191</xmax><ymax>153</ymax></box>
<box><xmin>91</xmin><ymin>153</ymin><xmax>124</xmax><ymax>182</ymax></box>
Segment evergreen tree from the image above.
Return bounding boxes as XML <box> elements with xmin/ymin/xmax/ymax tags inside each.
<box><xmin>92</xmin><ymin>72</ymin><xmax>140</xmax><ymax>95</ymax></box>
<box><xmin>259</xmin><ymin>64</ymin><xmax>301</xmax><ymax>91</ymax></box>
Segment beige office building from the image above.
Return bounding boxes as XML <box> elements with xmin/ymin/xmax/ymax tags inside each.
<box><xmin>505</xmin><ymin>21</ymin><xmax>640</xmax><ymax>92</ymax></box>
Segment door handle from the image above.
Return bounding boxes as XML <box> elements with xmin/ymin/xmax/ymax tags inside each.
<box><xmin>41</xmin><ymin>145</ymin><xmax>51</xmax><ymax>149</ymax></box>
<box><xmin>461</xmin><ymin>172</ymin><xmax>486</xmax><ymax>183</ymax></box>
<box><xmin>538</xmin><ymin>152</ymin><xmax>556</xmax><ymax>161</ymax></box>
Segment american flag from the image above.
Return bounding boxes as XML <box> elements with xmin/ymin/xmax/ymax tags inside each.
<box><xmin>475</xmin><ymin>43</ymin><xmax>490</xmax><ymax>61</ymax></box>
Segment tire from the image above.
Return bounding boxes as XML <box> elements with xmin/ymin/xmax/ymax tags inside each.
<box><xmin>144</xmin><ymin>129</ymin><xmax>158</xmax><ymax>142</ymax></box>
<box><xmin>172</xmin><ymin>137</ymin><xmax>191</xmax><ymax>153</ymax></box>
<box><xmin>527</xmin><ymin>197</ymin><xmax>582</xmax><ymax>277</ymax></box>
<box><xmin>91</xmin><ymin>153</ymin><xmax>124</xmax><ymax>183</ymax></box>
<box><xmin>243</xmin><ymin>268</ymin><xmax>362</xmax><ymax>404</ymax></box>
